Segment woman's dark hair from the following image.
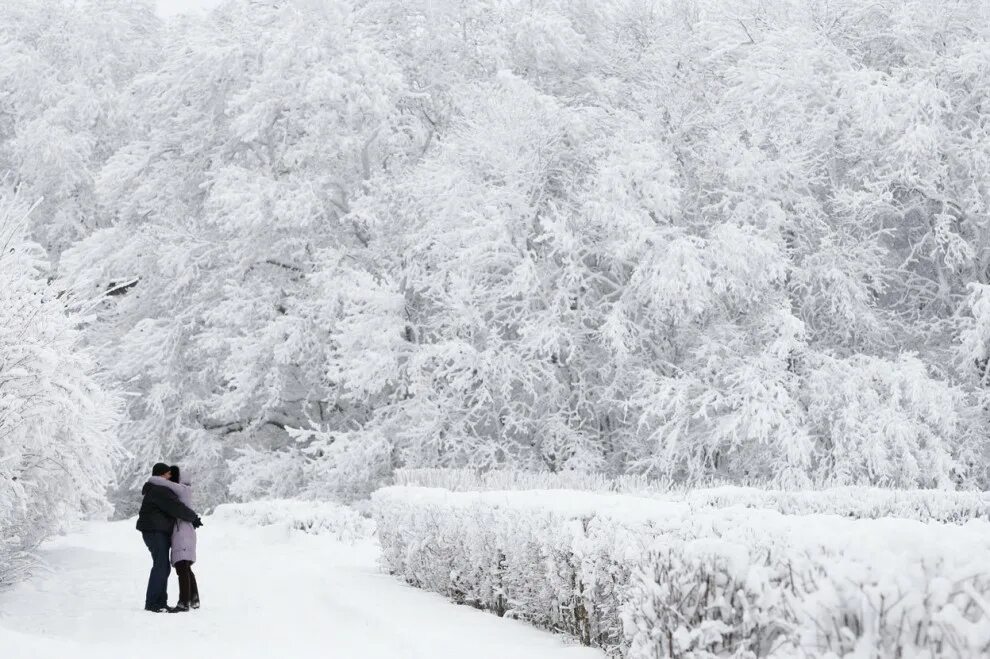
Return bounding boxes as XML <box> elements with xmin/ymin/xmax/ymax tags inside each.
<box><xmin>169</xmin><ymin>465</ymin><xmax>181</xmax><ymax>484</ymax></box>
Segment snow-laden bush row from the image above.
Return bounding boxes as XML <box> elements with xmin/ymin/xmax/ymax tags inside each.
<box><xmin>212</xmin><ymin>500</ymin><xmax>375</xmax><ymax>542</ymax></box>
<box><xmin>394</xmin><ymin>469</ymin><xmax>990</xmax><ymax>523</ymax></box>
<box><xmin>392</xmin><ymin>468</ymin><xmax>674</xmax><ymax>494</ymax></box>
<box><xmin>373</xmin><ymin>486</ymin><xmax>990</xmax><ymax>658</ymax></box>
<box><xmin>676</xmin><ymin>486</ymin><xmax>990</xmax><ymax>525</ymax></box>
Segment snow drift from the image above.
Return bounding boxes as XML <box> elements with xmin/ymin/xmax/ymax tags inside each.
<box><xmin>212</xmin><ymin>499</ymin><xmax>375</xmax><ymax>542</ymax></box>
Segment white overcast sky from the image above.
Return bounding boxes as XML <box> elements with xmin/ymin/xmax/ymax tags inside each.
<box><xmin>156</xmin><ymin>0</ymin><xmax>224</xmax><ymax>16</ymax></box>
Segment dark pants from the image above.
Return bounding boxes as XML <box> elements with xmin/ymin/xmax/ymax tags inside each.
<box><xmin>174</xmin><ymin>560</ymin><xmax>199</xmax><ymax>606</ymax></box>
<box><xmin>142</xmin><ymin>531</ymin><xmax>172</xmax><ymax>609</ymax></box>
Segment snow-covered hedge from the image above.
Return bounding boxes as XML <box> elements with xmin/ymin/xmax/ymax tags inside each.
<box><xmin>393</xmin><ymin>468</ymin><xmax>671</xmax><ymax>493</ymax></box>
<box><xmin>373</xmin><ymin>486</ymin><xmax>990</xmax><ymax>658</ymax></box>
<box><xmin>393</xmin><ymin>469</ymin><xmax>990</xmax><ymax>523</ymax></box>
<box><xmin>212</xmin><ymin>500</ymin><xmax>374</xmax><ymax>542</ymax></box>
<box><xmin>678</xmin><ymin>486</ymin><xmax>990</xmax><ymax>524</ymax></box>
<box><xmin>374</xmin><ymin>487</ymin><xmax>648</xmax><ymax>654</ymax></box>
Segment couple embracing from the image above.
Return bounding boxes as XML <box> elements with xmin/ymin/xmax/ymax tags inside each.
<box><xmin>135</xmin><ymin>462</ymin><xmax>204</xmax><ymax>613</ymax></box>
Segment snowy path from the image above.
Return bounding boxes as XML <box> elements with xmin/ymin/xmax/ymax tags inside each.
<box><xmin>0</xmin><ymin>517</ymin><xmax>604</xmax><ymax>659</ymax></box>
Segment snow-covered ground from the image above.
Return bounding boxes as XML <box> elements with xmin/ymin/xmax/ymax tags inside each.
<box><xmin>0</xmin><ymin>516</ymin><xmax>602</xmax><ymax>659</ymax></box>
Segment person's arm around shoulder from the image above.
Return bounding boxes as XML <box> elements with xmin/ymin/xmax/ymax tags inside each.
<box><xmin>151</xmin><ymin>485</ymin><xmax>202</xmax><ymax>526</ymax></box>
<box><xmin>179</xmin><ymin>484</ymin><xmax>202</xmax><ymax>527</ymax></box>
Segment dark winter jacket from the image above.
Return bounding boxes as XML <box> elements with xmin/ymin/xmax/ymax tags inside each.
<box><xmin>136</xmin><ymin>480</ymin><xmax>201</xmax><ymax>534</ymax></box>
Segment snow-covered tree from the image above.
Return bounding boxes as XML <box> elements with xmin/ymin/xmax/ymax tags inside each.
<box><xmin>0</xmin><ymin>185</ymin><xmax>120</xmax><ymax>586</ymax></box>
<box><xmin>28</xmin><ymin>0</ymin><xmax>990</xmax><ymax>498</ymax></box>
<box><xmin>328</xmin><ymin>0</ymin><xmax>990</xmax><ymax>488</ymax></box>
<box><xmin>61</xmin><ymin>0</ymin><xmax>417</xmax><ymax>506</ymax></box>
<box><xmin>0</xmin><ymin>0</ymin><xmax>160</xmax><ymax>257</ymax></box>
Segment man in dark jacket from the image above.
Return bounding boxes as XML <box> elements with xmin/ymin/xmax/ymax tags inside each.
<box><xmin>136</xmin><ymin>462</ymin><xmax>202</xmax><ymax>612</ymax></box>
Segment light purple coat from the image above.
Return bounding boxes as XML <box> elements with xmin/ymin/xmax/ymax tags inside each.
<box><xmin>148</xmin><ymin>476</ymin><xmax>197</xmax><ymax>565</ymax></box>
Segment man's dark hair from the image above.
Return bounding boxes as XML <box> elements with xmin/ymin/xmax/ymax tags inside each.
<box><xmin>151</xmin><ymin>462</ymin><xmax>170</xmax><ymax>476</ymax></box>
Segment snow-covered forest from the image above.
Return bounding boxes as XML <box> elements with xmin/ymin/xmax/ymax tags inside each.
<box><xmin>5</xmin><ymin>0</ymin><xmax>989</xmax><ymax>510</ymax></box>
<box><xmin>3</xmin><ymin>0</ymin><xmax>990</xmax><ymax>655</ymax></box>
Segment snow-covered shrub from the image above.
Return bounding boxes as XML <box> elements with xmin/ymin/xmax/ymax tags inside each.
<box><xmin>394</xmin><ymin>469</ymin><xmax>990</xmax><ymax>523</ymax></box>
<box><xmin>374</xmin><ymin>487</ymin><xmax>663</xmax><ymax>655</ymax></box>
<box><xmin>625</xmin><ymin>512</ymin><xmax>990</xmax><ymax>658</ymax></box>
<box><xmin>212</xmin><ymin>500</ymin><xmax>375</xmax><ymax>542</ymax></box>
<box><xmin>373</xmin><ymin>487</ymin><xmax>990</xmax><ymax>657</ymax></box>
<box><xmin>678</xmin><ymin>486</ymin><xmax>990</xmax><ymax>524</ymax></box>
<box><xmin>800</xmin><ymin>353</ymin><xmax>969</xmax><ymax>488</ymax></box>
<box><xmin>393</xmin><ymin>468</ymin><xmax>677</xmax><ymax>493</ymax></box>
<box><xmin>0</xmin><ymin>187</ymin><xmax>120</xmax><ymax>588</ymax></box>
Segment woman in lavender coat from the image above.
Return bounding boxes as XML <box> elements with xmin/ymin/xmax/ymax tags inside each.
<box><xmin>151</xmin><ymin>466</ymin><xmax>200</xmax><ymax>611</ymax></box>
